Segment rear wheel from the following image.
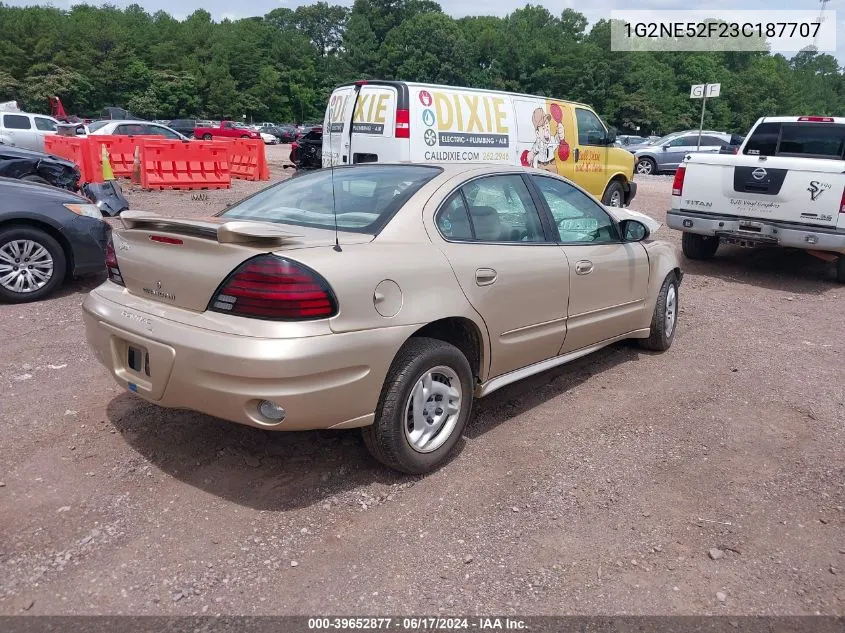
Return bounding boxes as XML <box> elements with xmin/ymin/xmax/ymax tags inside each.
<box><xmin>639</xmin><ymin>274</ymin><xmax>679</xmax><ymax>352</ymax></box>
<box><xmin>682</xmin><ymin>232</ymin><xmax>720</xmax><ymax>260</ymax></box>
<box><xmin>362</xmin><ymin>337</ymin><xmax>473</xmax><ymax>475</ymax></box>
<box><xmin>636</xmin><ymin>157</ymin><xmax>656</xmax><ymax>175</ymax></box>
<box><xmin>202</xmin><ymin>133</ymin><xmax>212</xmax><ymax>140</ymax></box>
<box><xmin>240</xmin><ymin>134</ymin><xmax>250</xmax><ymax>139</ymax></box>
<box><xmin>0</xmin><ymin>226</ymin><xmax>66</xmax><ymax>303</ymax></box>
<box><xmin>837</xmin><ymin>256</ymin><xmax>845</xmax><ymax>283</ymax></box>
<box><xmin>601</xmin><ymin>180</ymin><xmax>625</xmax><ymax>207</ymax></box>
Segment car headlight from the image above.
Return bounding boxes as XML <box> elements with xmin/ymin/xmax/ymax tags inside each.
<box><xmin>64</xmin><ymin>203</ymin><xmax>103</xmax><ymax>220</ymax></box>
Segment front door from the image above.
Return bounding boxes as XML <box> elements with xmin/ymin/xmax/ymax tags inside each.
<box><xmin>432</xmin><ymin>173</ymin><xmax>570</xmax><ymax>378</ymax></box>
<box><xmin>570</xmin><ymin>107</ymin><xmax>611</xmax><ymax>198</ymax></box>
<box><xmin>529</xmin><ymin>174</ymin><xmax>650</xmax><ymax>353</ymax></box>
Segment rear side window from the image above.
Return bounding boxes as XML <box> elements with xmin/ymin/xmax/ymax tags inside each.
<box><xmin>743</xmin><ymin>122</ymin><xmax>780</xmax><ymax>156</ymax></box>
<box><xmin>34</xmin><ymin>117</ymin><xmax>57</xmax><ymax>131</ymax></box>
<box><xmin>3</xmin><ymin>114</ymin><xmax>31</xmax><ymax>130</ymax></box>
<box><xmin>115</xmin><ymin>124</ymin><xmax>147</xmax><ymax>136</ymax></box>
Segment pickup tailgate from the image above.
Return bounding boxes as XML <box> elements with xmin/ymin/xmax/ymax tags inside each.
<box><xmin>678</xmin><ymin>154</ymin><xmax>845</xmax><ymax>229</ymax></box>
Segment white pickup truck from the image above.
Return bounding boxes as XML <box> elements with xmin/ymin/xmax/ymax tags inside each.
<box><xmin>667</xmin><ymin>116</ymin><xmax>845</xmax><ymax>282</ymax></box>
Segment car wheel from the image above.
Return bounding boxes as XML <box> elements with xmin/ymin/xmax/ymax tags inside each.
<box><xmin>635</xmin><ymin>157</ymin><xmax>656</xmax><ymax>175</ymax></box>
<box><xmin>362</xmin><ymin>337</ymin><xmax>473</xmax><ymax>475</ymax></box>
<box><xmin>639</xmin><ymin>274</ymin><xmax>679</xmax><ymax>352</ymax></box>
<box><xmin>681</xmin><ymin>232</ymin><xmax>719</xmax><ymax>260</ymax></box>
<box><xmin>836</xmin><ymin>256</ymin><xmax>845</xmax><ymax>284</ymax></box>
<box><xmin>21</xmin><ymin>175</ymin><xmax>50</xmax><ymax>186</ymax></box>
<box><xmin>202</xmin><ymin>134</ymin><xmax>212</xmax><ymax>140</ymax></box>
<box><xmin>602</xmin><ymin>180</ymin><xmax>625</xmax><ymax>207</ymax></box>
<box><xmin>0</xmin><ymin>226</ymin><xmax>66</xmax><ymax>303</ymax></box>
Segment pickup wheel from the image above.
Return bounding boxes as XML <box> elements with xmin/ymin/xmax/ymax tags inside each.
<box><xmin>639</xmin><ymin>274</ymin><xmax>679</xmax><ymax>352</ymax></box>
<box><xmin>682</xmin><ymin>232</ymin><xmax>719</xmax><ymax>260</ymax></box>
<box><xmin>362</xmin><ymin>337</ymin><xmax>473</xmax><ymax>475</ymax></box>
<box><xmin>837</xmin><ymin>256</ymin><xmax>845</xmax><ymax>284</ymax></box>
<box><xmin>240</xmin><ymin>135</ymin><xmax>250</xmax><ymax>139</ymax></box>
<box><xmin>201</xmin><ymin>134</ymin><xmax>212</xmax><ymax>140</ymax></box>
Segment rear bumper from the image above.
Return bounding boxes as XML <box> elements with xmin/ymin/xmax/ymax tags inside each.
<box><xmin>83</xmin><ymin>288</ymin><xmax>418</xmax><ymax>431</ymax></box>
<box><xmin>667</xmin><ymin>209</ymin><xmax>845</xmax><ymax>254</ymax></box>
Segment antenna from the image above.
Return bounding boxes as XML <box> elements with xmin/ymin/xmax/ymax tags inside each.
<box><xmin>329</xmin><ymin>110</ymin><xmax>341</xmax><ymax>252</ymax></box>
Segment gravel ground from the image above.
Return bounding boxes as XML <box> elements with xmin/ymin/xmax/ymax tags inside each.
<box><xmin>1</xmin><ymin>147</ymin><xmax>844</xmax><ymax>616</ymax></box>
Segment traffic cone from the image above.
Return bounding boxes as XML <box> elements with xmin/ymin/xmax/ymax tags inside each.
<box><xmin>101</xmin><ymin>144</ymin><xmax>114</xmax><ymax>181</ymax></box>
<box><xmin>131</xmin><ymin>146</ymin><xmax>141</xmax><ymax>184</ymax></box>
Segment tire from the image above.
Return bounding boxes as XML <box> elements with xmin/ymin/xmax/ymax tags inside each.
<box><xmin>240</xmin><ymin>135</ymin><xmax>250</xmax><ymax>139</ymax></box>
<box><xmin>202</xmin><ymin>134</ymin><xmax>212</xmax><ymax>140</ymax></box>
<box><xmin>639</xmin><ymin>274</ymin><xmax>679</xmax><ymax>352</ymax></box>
<box><xmin>0</xmin><ymin>226</ymin><xmax>66</xmax><ymax>303</ymax></box>
<box><xmin>837</xmin><ymin>256</ymin><xmax>845</xmax><ymax>284</ymax></box>
<box><xmin>681</xmin><ymin>232</ymin><xmax>720</xmax><ymax>260</ymax></box>
<box><xmin>362</xmin><ymin>337</ymin><xmax>474</xmax><ymax>475</ymax></box>
<box><xmin>635</xmin><ymin>157</ymin><xmax>656</xmax><ymax>176</ymax></box>
<box><xmin>21</xmin><ymin>175</ymin><xmax>50</xmax><ymax>186</ymax></box>
<box><xmin>602</xmin><ymin>180</ymin><xmax>625</xmax><ymax>207</ymax></box>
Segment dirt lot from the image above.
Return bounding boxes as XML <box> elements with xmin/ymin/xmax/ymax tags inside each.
<box><xmin>1</xmin><ymin>145</ymin><xmax>844</xmax><ymax>616</ymax></box>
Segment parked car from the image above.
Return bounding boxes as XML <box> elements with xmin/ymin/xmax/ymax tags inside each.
<box><xmin>630</xmin><ymin>130</ymin><xmax>734</xmax><ymax>175</ymax></box>
<box><xmin>0</xmin><ymin>145</ymin><xmax>80</xmax><ymax>189</ymax></box>
<box><xmin>88</xmin><ymin>120</ymin><xmax>188</xmax><ymax>140</ymax></box>
<box><xmin>264</xmin><ymin>125</ymin><xmax>297</xmax><ymax>143</ymax></box>
<box><xmin>194</xmin><ymin>120</ymin><xmax>262</xmax><ymax>141</ymax></box>
<box><xmin>615</xmin><ymin>135</ymin><xmax>648</xmax><ymax>147</ymax></box>
<box><xmin>83</xmin><ymin>163</ymin><xmax>682</xmax><ymax>474</ymax></box>
<box><xmin>323</xmin><ymin>80</ymin><xmax>635</xmax><ymax>207</ymax></box>
<box><xmin>260</xmin><ymin>131</ymin><xmax>279</xmax><ymax>145</ymax></box>
<box><xmin>0</xmin><ymin>177</ymin><xmax>107</xmax><ymax>303</ymax></box>
<box><xmin>0</xmin><ymin>110</ymin><xmax>60</xmax><ymax>152</ymax></box>
<box><xmin>168</xmin><ymin>119</ymin><xmax>203</xmax><ymax>138</ymax></box>
<box><xmin>668</xmin><ymin>115</ymin><xmax>845</xmax><ymax>282</ymax></box>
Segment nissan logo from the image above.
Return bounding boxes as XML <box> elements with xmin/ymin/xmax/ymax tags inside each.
<box><xmin>752</xmin><ymin>168</ymin><xmax>767</xmax><ymax>181</ymax></box>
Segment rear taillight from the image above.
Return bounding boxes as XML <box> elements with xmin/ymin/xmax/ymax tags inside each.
<box><xmin>395</xmin><ymin>108</ymin><xmax>410</xmax><ymax>139</ymax></box>
<box><xmin>209</xmin><ymin>255</ymin><xmax>337</xmax><ymax>321</ymax></box>
<box><xmin>105</xmin><ymin>232</ymin><xmax>124</xmax><ymax>286</ymax></box>
<box><xmin>798</xmin><ymin>116</ymin><xmax>834</xmax><ymax>122</ymax></box>
<box><xmin>672</xmin><ymin>166</ymin><xmax>686</xmax><ymax>196</ymax></box>
<box><xmin>840</xmin><ymin>187</ymin><xmax>845</xmax><ymax>214</ymax></box>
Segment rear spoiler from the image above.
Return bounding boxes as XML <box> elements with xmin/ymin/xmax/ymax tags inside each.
<box><xmin>119</xmin><ymin>210</ymin><xmax>302</xmax><ymax>246</ymax></box>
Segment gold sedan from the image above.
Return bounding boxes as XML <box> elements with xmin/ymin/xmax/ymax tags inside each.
<box><xmin>84</xmin><ymin>163</ymin><xmax>682</xmax><ymax>474</ymax></box>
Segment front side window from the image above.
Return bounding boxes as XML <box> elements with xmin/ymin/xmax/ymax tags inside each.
<box><xmin>34</xmin><ymin>117</ymin><xmax>57</xmax><ymax>132</ymax></box>
<box><xmin>532</xmin><ymin>176</ymin><xmax>618</xmax><ymax>244</ymax></box>
<box><xmin>667</xmin><ymin>136</ymin><xmax>693</xmax><ymax>148</ymax></box>
<box><xmin>148</xmin><ymin>125</ymin><xmax>180</xmax><ymax>139</ymax></box>
<box><xmin>575</xmin><ymin>108</ymin><xmax>606</xmax><ymax>146</ymax></box>
<box><xmin>221</xmin><ymin>165</ymin><xmax>441</xmax><ymax>234</ymax></box>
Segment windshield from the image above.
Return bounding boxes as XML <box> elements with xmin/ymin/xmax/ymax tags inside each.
<box><xmin>221</xmin><ymin>165</ymin><xmax>442</xmax><ymax>234</ymax></box>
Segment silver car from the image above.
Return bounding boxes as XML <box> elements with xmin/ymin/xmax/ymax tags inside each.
<box><xmin>630</xmin><ymin>131</ymin><xmax>733</xmax><ymax>175</ymax></box>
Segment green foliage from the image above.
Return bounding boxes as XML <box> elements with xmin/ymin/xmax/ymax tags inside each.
<box><xmin>0</xmin><ymin>1</ymin><xmax>841</xmax><ymax>131</ymax></box>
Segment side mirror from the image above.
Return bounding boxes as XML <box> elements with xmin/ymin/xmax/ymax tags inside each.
<box><xmin>620</xmin><ymin>219</ymin><xmax>649</xmax><ymax>242</ymax></box>
<box><xmin>661</xmin><ymin>144</ymin><xmax>670</xmax><ymax>150</ymax></box>
<box><xmin>606</xmin><ymin>127</ymin><xmax>617</xmax><ymax>145</ymax></box>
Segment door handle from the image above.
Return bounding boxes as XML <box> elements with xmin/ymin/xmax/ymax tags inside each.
<box><xmin>475</xmin><ymin>268</ymin><xmax>497</xmax><ymax>286</ymax></box>
<box><xmin>575</xmin><ymin>260</ymin><xmax>593</xmax><ymax>275</ymax></box>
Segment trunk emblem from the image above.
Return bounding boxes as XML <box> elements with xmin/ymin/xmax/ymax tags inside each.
<box><xmin>752</xmin><ymin>168</ymin><xmax>767</xmax><ymax>181</ymax></box>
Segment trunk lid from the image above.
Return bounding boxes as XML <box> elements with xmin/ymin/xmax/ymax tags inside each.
<box><xmin>112</xmin><ymin>211</ymin><xmax>371</xmax><ymax>312</ymax></box>
<box><xmin>678</xmin><ymin>154</ymin><xmax>845</xmax><ymax>228</ymax></box>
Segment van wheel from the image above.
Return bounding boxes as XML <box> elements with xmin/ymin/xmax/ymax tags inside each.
<box><xmin>362</xmin><ymin>337</ymin><xmax>473</xmax><ymax>475</ymax></box>
<box><xmin>836</xmin><ymin>256</ymin><xmax>845</xmax><ymax>283</ymax></box>
<box><xmin>682</xmin><ymin>232</ymin><xmax>719</xmax><ymax>260</ymax></box>
<box><xmin>0</xmin><ymin>226</ymin><xmax>66</xmax><ymax>303</ymax></box>
<box><xmin>639</xmin><ymin>274</ymin><xmax>678</xmax><ymax>352</ymax></box>
<box><xmin>602</xmin><ymin>181</ymin><xmax>625</xmax><ymax>207</ymax></box>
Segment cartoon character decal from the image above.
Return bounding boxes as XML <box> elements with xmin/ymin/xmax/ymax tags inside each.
<box><xmin>520</xmin><ymin>103</ymin><xmax>570</xmax><ymax>172</ymax></box>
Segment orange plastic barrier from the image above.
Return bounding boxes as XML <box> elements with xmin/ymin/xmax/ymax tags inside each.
<box><xmin>87</xmin><ymin>135</ymin><xmax>160</xmax><ymax>179</ymax></box>
<box><xmin>227</xmin><ymin>139</ymin><xmax>269</xmax><ymax>181</ymax></box>
<box><xmin>44</xmin><ymin>136</ymin><xmax>97</xmax><ymax>183</ymax></box>
<box><xmin>139</xmin><ymin>139</ymin><xmax>231</xmax><ymax>190</ymax></box>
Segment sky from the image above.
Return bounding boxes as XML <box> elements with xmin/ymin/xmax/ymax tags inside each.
<box><xmin>5</xmin><ymin>0</ymin><xmax>845</xmax><ymax>64</ymax></box>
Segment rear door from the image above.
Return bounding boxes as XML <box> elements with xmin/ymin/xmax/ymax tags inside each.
<box><xmin>681</xmin><ymin>121</ymin><xmax>845</xmax><ymax>228</ymax></box>
<box><xmin>323</xmin><ymin>86</ymin><xmax>355</xmax><ymax>167</ymax></box>
<box><xmin>347</xmin><ymin>84</ymin><xmax>397</xmax><ymax>164</ymax></box>
<box><xmin>431</xmin><ymin>173</ymin><xmax>570</xmax><ymax>378</ymax></box>
<box><xmin>2</xmin><ymin>114</ymin><xmax>37</xmax><ymax>150</ymax></box>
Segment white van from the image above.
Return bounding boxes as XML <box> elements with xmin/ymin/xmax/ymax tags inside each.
<box><xmin>322</xmin><ymin>80</ymin><xmax>637</xmax><ymax>206</ymax></box>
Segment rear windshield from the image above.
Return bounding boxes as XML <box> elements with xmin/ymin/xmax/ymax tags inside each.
<box><xmin>220</xmin><ymin>165</ymin><xmax>442</xmax><ymax>234</ymax></box>
<box><xmin>744</xmin><ymin>122</ymin><xmax>845</xmax><ymax>160</ymax></box>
